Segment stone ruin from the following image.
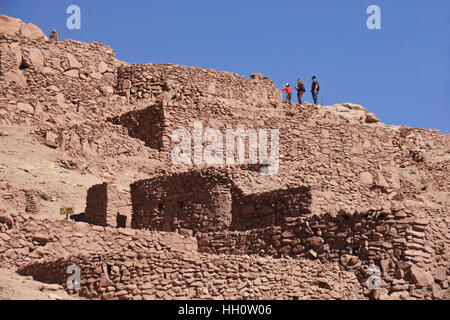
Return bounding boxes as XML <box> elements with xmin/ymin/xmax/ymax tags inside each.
<box><xmin>0</xmin><ymin>14</ymin><xmax>449</xmax><ymax>300</ymax></box>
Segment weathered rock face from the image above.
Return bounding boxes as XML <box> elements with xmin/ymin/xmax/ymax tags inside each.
<box><xmin>0</xmin><ymin>14</ymin><xmax>448</xmax><ymax>301</ymax></box>
<box><xmin>327</xmin><ymin>103</ymin><xmax>380</xmax><ymax>124</ymax></box>
<box><xmin>0</xmin><ymin>15</ymin><xmax>47</xmax><ymax>41</ymax></box>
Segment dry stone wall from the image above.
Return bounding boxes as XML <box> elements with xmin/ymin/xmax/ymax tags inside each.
<box><xmin>116</xmin><ymin>64</ymin><xmax>281</xmax><ymax>108</ymax></box>
<box><xmin>231</xmin><ymin>186</ymin><xmax>311</xmax><ymax>231</ymax></box>
<box><xmin>130</xmin><ymin>169</ymin><xmax>234</xmax><ymax>233</ymax></box>
<box><xmin>84</xmin><ymin>183</ymin><xmax>132</xmax><ymax>228</ymax></box>
<box><xmin>19</xmin><ymin>249</ymin><xmax>364</xmax><ymax>300</ymax></box>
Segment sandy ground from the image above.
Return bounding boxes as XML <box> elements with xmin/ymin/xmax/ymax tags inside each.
<box><xmin>0</xmin><ymin>126</ymin><xmax>103</xmax><ymax>220</ymax></box>
<box><xmin>0</xmin><ymin>268</ymin><xmax>82</xmax><ymax>300</ymax></box>
<box><xmin>0</xmin><ymin>125</ymin><xmax>164</xmax><ymax>220</ymax></box>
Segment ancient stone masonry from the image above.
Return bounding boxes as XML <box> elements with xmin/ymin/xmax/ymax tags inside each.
<box><xmin>130</xmin><ymin>169</ymin><xmax>235</xmax><ymax>233</ymax></box>
<box><xmin>18</xmin><ymin>247</ymin><xmax>364</xmax><ymax>300</ymax></box>
<box><xmin>116</xmin><ymin>64</ymin><xmax>282</xmax><ymax>108</ymax></box>
<box><xmin>0</xmin><ymin>15</ymin><xmax>449</xmax><ymax>301</ymax></box>
<box><xmin>231</xmin><ymin>186</ymin><xmax>311</xmax><ymax>231</ymax></box>
<box><xmin>84</xmin><ymin>183</ymin><xmax>132</xmax><ymax>228</ymax></box>
<box><xmin>108</xmin><ymin>104</ymin><xmax>165</xmax><ymax>150</ymax></box>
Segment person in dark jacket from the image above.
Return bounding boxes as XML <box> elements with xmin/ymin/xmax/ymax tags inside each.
<box><xmin>296</xmin><ymin>79</ymin><xmax>305</xmax><ymax>105</ymax></box>
<box><xmin>311</xmin><ymin>76</ymin><xmax>320</xmax><ymax>105</ymax></box>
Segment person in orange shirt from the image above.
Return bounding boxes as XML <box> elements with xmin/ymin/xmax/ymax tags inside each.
<box><xmin>282</xmin><ymin>83</ymin><xmax>292</xmax><ymax>104</ymax></box>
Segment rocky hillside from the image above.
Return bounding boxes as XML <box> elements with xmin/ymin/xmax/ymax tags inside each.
<box><xmin>0</xmin><ymin>15</ymin><xmax>449</xmax><ymax>300</ymax></box>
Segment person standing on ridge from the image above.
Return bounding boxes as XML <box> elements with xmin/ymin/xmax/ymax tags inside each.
<box><xmin>311</xmin><ymin>76</ymin><xmax>320</xmax><ymax>105</ymax></box>
<box><xmin>282</xmin><ymin>83</ymin><xmax>292</xmax><ymax>104</ymax></box>
<box><xmin>296</xmin><ymin>79</ymin><xmax>306</xmax><ymax>105</ymax></box>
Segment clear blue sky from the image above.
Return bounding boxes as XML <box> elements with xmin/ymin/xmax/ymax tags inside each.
<box><xmin>2</xmin><ymin>0</ymin><xmax>449</xmax><ymax>133</ymax></box>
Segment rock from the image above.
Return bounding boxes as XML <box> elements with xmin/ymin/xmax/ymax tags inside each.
<box><xmin>281</xmin><ymin>230</ymin><xmax>295</xmax><ymax>238</ymax></box>
<box><xmin>32</xmin><ymin>233</ymin><xmax>49</xmax><ymax>244</ymax></box>
<box><xmin>55</xmin><ymin>93</ymin><xmax>66</xmax><ymax>107</ymax></box>
<box><xmin>369</xmin><ymin>288</ymin><xmax>389</xmax><ymax>300</ymax></box>
<box><xmin>8</xmin><ymin>42</ymin><xmax>22</xmax><ymax>69</ymax></box>
<box><xmin>64</xmin><ymin>69</ymin><xmax>79</xmax><ymax>78</ymax></box>
<box><xmin>47</xmin><ymin>85</ymin><xmax>60</xmax><ymax>92</ymax></box>
<box><xmin>98</xmin><ymin>277</ymin><xmax>114</xmax><ymax>288</ymax></box>
<box><xmin>90</xmin><ymin>72</ymin><xmax>103</xmax><ymax>80</ymax></box>
<box><xmin>67</xmin><ymin>54</ymin><xmax>82</xmax><ymax>70</ymax></box>
<box><xmin>330</xmin><ymin>104</ymin><xmax>351</xmax><ymax>113</ymax></box>
<box><xmin>179</xmin><ymin>228</ymin><xmax>193</xmax><ymax>237</ymax></box>
<box><xmin>360</xmin><ymin>172</ymin><xmax>373</xmax><ymax>186</ymax></box>
<box><xmin>42</xmin><ymin>67</ymin><xmax>58</xmax><ymax>75</ymax></box>
<box><xmin>4</xmin><ymin>70</ymin><xmax>27</xmax><ymax>86</ymax></box>
<box><xmin>308</xmin><ymin>249</ymin><xmax>318</xmax><ymax>258</ymax></box>
<box><xmin>434</xmin><ymin>267</ymin><xmax>447</xmax><ymax>282</ymax></box>
<box><xmin>45</xmin><ymin>131</ymin><xmax>59</xmax><ymax>148</ymax></box>
<box><xmin>16</xmin><ymin>102</ymin><xmax>34</xmax><ymax>114</ymax></box>
<box><xmin>0</xmin><ymin>211</ymin><xmax>14</xmax><ymax>226</ymax></box>
<box><xmin>280</xmin><ymin>246</ymin><xmax>291</xmax><ymax>254</ymax></box>
<box><xmin>309</xmin><ymin>236</ymin><xmax>324</xmax><ymax>247</ymax></box>
<box><xmin>0</xmin><ymin>15</ymin><xmax>22</xmax><ymax>37</ymax></box>
<box><xmin>122</xmin><ymin>79</ymin><xmax>132</xmax><ymax>90</ymax></box>
<box><xmin>410</xmin><ymin>265</ymin><xmax>433</xmax><ymax>288</ymax></box>
<box><xmin>20</xmin><ymin>22</ymin><xmax>47</xmax><ymax>40</ymax></box>
<box><xmin>414</xmin><ymin>218</ymin><xmax>429</xmax><ymax>226</ymax></box>
<box><xmin>365</xmin><ymin>112</ymin><xmax>380</xmax><ymax>123</ymax></box>
<box><xmin>389</xmin><ymin>291</ymin><xmax>410</xmax><ymax>300</ymax></box>
<box><xmin>118</xmin><ymin>228</ymin><xmax>135</xmax><ymax>237</ymax></box>
<box><xmin>98</xmin><ymin>61</ymin><xmax>108</xmax><ymax>74</ymax></box>
<box><xmin>24</xmin><ymin>48</ymin><xmax>44</xmax><ymax>71</ymax></box>
<box><xmin>39</xmin><ymin>283</ymin><xmax>64</xmax><ymax>291</ymax></box>
<box><xmin>341</xmin><ymin>103</ymin><xmax>368</xmax><ymax>112</ymax></box>
<box><xmin>50</xmin><ymin>29</ymin><xmax>58</xmax><ymax>41</ymax></box>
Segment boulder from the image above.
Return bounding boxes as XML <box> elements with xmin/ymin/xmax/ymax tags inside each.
<box><xmin>410</xmin><ymin>265</ymin><xmax>433</xmax><ymax>288</ymax></box>
<box><xmin>16</xmin><ymin>102</ymin><xmax>34</xmax><ymax>114</ymax></box>
<box><xmin>98</xmin><ymin>61</ymin><xmax>108</xmax><ymax>74</ymax></box>
<box><xmin>20</xmin><ymin>22</ymin><xmax>47</xmax><ymax>40</ymax></box>
<box><xmin>90</xmin><ymin>72</ymin><xmax>103</xmax><ymax>80</ymax></box>
<box><xmin>309</xmin><ymin>236</ymin><xmax>324</xmax><ymax>247</ymax></box>
<box><xmin>0</xmin><ymin>211</ymin><xmax>14</xmax><ymax>227</ymax></box>
<box><xmin>32</xmin><ymin>233</ymin><xmax>50</xmax><ymax>244</ymax></box>
<box><xmin>434</xmin><ymin>267</ymin><xmax>447</xmax><ymax>282</ymax></box>
<box><xmin>365</xmin><ymin>112</ymin><xmax>380</xmax><ymax>123</ymax></box>
<box><xmin>0</xmin><ymin>15</ymin><xmax>22</xmax><ymax>37</ymax></box>
<box><xmin>341</xmin><ymin>102</ymin><xmax>368</xmax><ymax>112</ymax></box>
<box><xmin>45</xmin><ymin>131</ymin><xmax>59</xmax><ymax>148</ymax></box>
<box><xmin>24</xmin><ymin>47</ymin><xmax>44</xmax><ymax>71</ymax></box>
<box><xmin>360</xmin><ymin>172</ymin><xmax>373</xmax><ymax>186</ymax></box>
<box><xmin>64</xmin><ymin>69</ymin><xmax>79</xmax><ymax>78</ymax></box>
<box><xmin>3</xmin><ymin>70</ymin><xmax>27</xmax><ymax>86</ymax></box>
<box><xmin>66</xmin><ymin>54</ymin><xmax>82</xmax><ymax>70</ymax></box>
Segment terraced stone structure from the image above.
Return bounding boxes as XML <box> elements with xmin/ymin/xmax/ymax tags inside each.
<box><xmin>0</xmin><ymin>15</ymin><xmax>449</xmax><ymax>301</ymax></box>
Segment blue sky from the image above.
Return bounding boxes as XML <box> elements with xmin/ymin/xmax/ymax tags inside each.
<box><xmin>2</xmin><ymin>0</ymin><xmax>449</xmax><ymax>133</ymax></box>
